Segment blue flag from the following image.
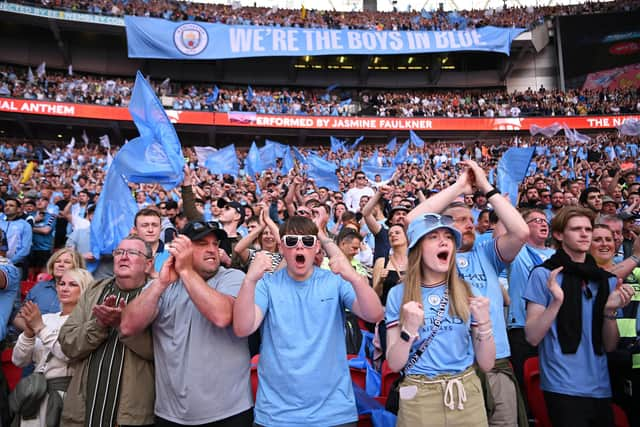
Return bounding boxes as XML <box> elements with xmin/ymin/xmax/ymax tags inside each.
<box><xmin>409</xmin><ymin>130</ymin><xmax>425</xmax><ymax>148</ymax></box>
<box><xmin>330</xmin><ymin>136</ymin><xmax>345</xmax><ymax>153</ymax></box>
<box><xmin>292</xmin><ymin>147</ymin><xmax>306</xmax><ymax>164</ymax></box>
<box><xmin>349</xmin><ymin>136</ymin><xmax>364</xmax><ymax>151</ymax></box>
<box><xmin>281</xmin><ymin>147</ymin><xmax>294</xmax><ymax>175</ymax></box>
<box><xmin>394</xmin><ymin>140</ymin><xmax>409</xmax><ymax>166</ymax></box>
<box><xmin>245</xmin><ymin>142</ymin><xmax>264</xmax><ymax>178</ymax></box>
<box><xmin>365</xmin><ymin>149</ymin><xmax>379</xmax><ymax>167</ymax></box>
<box><xmin>339</xmin><ymin>98</ymin><xmax>352</xmax><ymax>107</ymax></box>
<box><xmin>326</xmin><ymin>83</ymin><xmax>339</xmax><ymax>92</ymax></box>
<box><xmin>122</xmin><ymin>71</ymin><xmax>185</xmax><ymax>189</ymax></box>
<box><xmin>90</xmin><ymin>165</ymin><xmax>138</xmax><ymax>257</ymax></box>
<box><xmin>265</xmin><ymin>139</ymin><xmax>288</xmax><ymax>158</ymax></box>
<box><xmin>258</xmin><ymin>143</ymin><xmax>278</xmax><ymax>170</ymax></box>
<box><xmin>205</xmin><ymin>144</ymin><xmax>239</xmax><ymax>176</ymax></box>
<box><xmin>362</xmin><ymin>164</ymin><xmax>395</xmax><ymax>183</ymax></box>
<box><xmin>306</xmin><ymin>154</ymin><xmax>339</xmax><ymax>191</ymax></box>
<box><xmin>386</xmin><ymin>137</ymin><xmax>397</xmax><ymax>151</ymax></box>
<box><xmin>90</xmin><ymin>70</ymin><xmax>185</xmax><ymax>258</ymax></box>
<box><xmin>497</xmin><ymin>147</ymin><xmax>535</xmax><ymax>206</ymax></box>
<box><xmin>212</xmin><ymin>85</ymin><xmax>219</xmax><ymax>102</ymax></box>
<box><xmin>246</xmin><ymin>85</ymin><xmax>254</xmax><ymax>103</ymax></box>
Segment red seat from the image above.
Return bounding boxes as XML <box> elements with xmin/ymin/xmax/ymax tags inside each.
<box><xmin>523</xmin><ymin>356</ymin><xmax>551</xmax><ymax>427</ymax></box>
<box><xmin>1</xmin><ymin>348</ymin><xmax>22</xmax><ymax>391</ymax></box>
<box><xmin>613</xmin><ymin>403</ymin><xmax>630</xmax><ymax>427</ymax></box>
<box><xmin>380</xmin><ymin>360</ymin><xmax>400</xmax><ymax>398</ymax></box>
<box><xmin>20</xmin><ymin>280</ymin><xmax>36</xmax><ymax>300</ymax></box>
<box><xmin>250</xmin><ymin>354</ymin><xmax>259</xmax><ymax>402</ymax></box>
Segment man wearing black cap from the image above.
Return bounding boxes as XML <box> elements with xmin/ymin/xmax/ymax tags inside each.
<box><xmin>217</xmin><ymin>199</ymin><xmax>246</xmax><ymax>267</ymax></box>
<box><xmin>121</xmin><ymin>220</ymin><xmax>252</xmax><ymax>427</ymax></box>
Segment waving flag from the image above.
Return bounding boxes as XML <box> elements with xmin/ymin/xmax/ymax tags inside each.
<box><xmin>281</xmin><ymin>147</ymin><xmax>294</xmax><ymax>175</ymax></box>
<box><xmin>246</xmin><ymin>85</ymin><xmax>255</xmax><ymax>103</ymax></box>
<box><xmin>117</xmin><ymin>71</ymin><xmax>184</xmax><ymax>189</ymax></box>
<box><xmin>497</xmin><ymin>147</ymin><xmax>535</xmax><ymax>206</ymax></box>
<box><xmin>365</xmin><ymin>149</ymin><xmax>379</xmax><ymax>167</ymax></box>
<box><xmin>91</xmin><ymin>71</ymin><xmax>186</xmax><ymax>257</ymax></box>
<box><xmin>409</xmin><ymin>130</ymin><xmax>425</xmax><ymax>148</ymax></box>
<box><xmin>349</xmin><ymin>136</ymin><xmax>364</xmax><ymax>151</ymax></box>
<box><xmin>205</xmin><ymin>144</ymin><xmax>240</xmax><ymax>176</ymax></box>
<box><xmin>393</xmin><ymin>140</ymin><xmax>409</xmax><ymax>166</ymax></box>
<box><xmin>245</xmin><ymin>142</ymin><xmax>265</xmax><ymax>178</ymax></box>
<box><xmin>386</xmin><ymin>137</ymin><xmax>397</xmax><ymax>151</ymax></box>
<box><xmin>258</xmin><ymin>143</ymin><xmax>278</xmax><ymax>170</ymax></box>
<box><xmin>306</xmin><ymin>154</ymin><xmax>339</xmax><ymax>191</ymax></box>
<box><xmin>265</xmin><ymin>139</ymin><xmax>289</xmax><ymax>158</ymax></box>
<box><xmin>530</xmin><ymin>122</ymin><xmax>563</xmax><ymax>138</ymax></box>
<box><xmin>362</xmin><ymin>164</ymin><xmax>395</xmax><ymax>184</ymax></box>
<box><xmin>617</xmin><ymin>118</ymin><xmax>640</xmax><ymax>136</ymax></box>
<box><xmin>91</xmin><ymin>165</ymin><xmax>138</xmax><ymax>257</ymax></box>
<box><xmin>330</xmin><ymin>136</ymin><xmax>345</xmax><ymax>153</ymax></box>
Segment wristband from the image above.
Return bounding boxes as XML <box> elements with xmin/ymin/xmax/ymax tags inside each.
<box><xmin>603</xmin><ymin>311</ymin><xmax>618</xmax><ymax>320</ymax></box>
<box><xmin>485</xmin><ymin>187</ymin><xmax>500</xmax><ymax>199</ymax></box>
<box><xmin>400</xmin><ymin>327</ymin><xmax>419</xmax><ymax>342</ymax></box>
<box><xmin>630</xmin><ymin>255</ymin><xmax>640</xmax><ymax>266</ymax></box>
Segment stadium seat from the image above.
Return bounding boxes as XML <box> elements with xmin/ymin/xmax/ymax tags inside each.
<box><xmin>20</xmin><ymin>280</ymin><xmax>36</xmax><ymax>300</ymax></box>
<box><xmin>612</xmin><ymin>403</ymin><xmax>630</xmax><ymax>427</ymax></box>
<box><xmin>380</xmin><ymin>360</ymin><xmax>400</xmax><ymax>398</ymax></box>
<box><xmin>250</xmin><ymin>354</ymin><xmax>259</xmax><ymax>402</ymax></box>
<box><xmin>523</xmin><ymin>356</ymin><xmax>551</xmax><ymax>427</ymax></box>
<box><xmin>1</xmin><ymin>348</ymin><xmax>22</xmax><ymax>391</ymax></box>
<box><xmin>349</xmin><ymin>362</ymin><xmax>368</xmax><ymax>391</ymax></box>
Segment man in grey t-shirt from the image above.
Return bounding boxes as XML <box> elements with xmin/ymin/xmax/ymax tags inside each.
<box><xmin>121</xmin><ymin>220</ymin><xmax>252</xmax><ymax>426</ymax></box>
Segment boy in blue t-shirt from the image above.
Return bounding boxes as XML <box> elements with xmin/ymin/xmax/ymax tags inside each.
<box><xmin>233</xmin><ymin>215</ymin><xmax>384</xmax><ymax>427</ymax></box>
<box><xmin>524</xmin><ymin>206</ymin><xmax>636</xmax><ymax>427</ymax></box>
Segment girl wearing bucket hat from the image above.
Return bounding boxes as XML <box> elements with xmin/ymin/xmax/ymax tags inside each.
<box><xmin>385</xmin><ymin>213</ymin><xmax>496</xmax><ymax>427</ymax></box>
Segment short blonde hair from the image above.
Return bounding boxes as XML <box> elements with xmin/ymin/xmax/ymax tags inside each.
<box><xmin>60</xmin><ymin>268</ymin><xmax>94</xmax><ymax>294</ymax></box>
<box><xmin>46</xmin><ymin>248</ymin><xmax>86</xmax><ymax>277</ymax></box>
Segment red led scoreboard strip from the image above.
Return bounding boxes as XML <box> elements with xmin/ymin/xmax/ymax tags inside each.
<box><xmin>1</xmin><ymin>98</ymin><xmax>638</xmax><ymax>131</ymax></box>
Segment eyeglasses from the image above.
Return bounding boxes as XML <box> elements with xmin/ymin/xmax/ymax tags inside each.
<box><xmin>421</xmin><ymin>213</ymin><xmax>455</xmax><ymax>227</ymax></box>
<box><xmin>527</xmin><ymin>218</ymin><xmax>548</xmax><ymax>225</ymax></box>
<box><xmin>296</xmin><ymin>209</ymin><xmax>312</xmax><ymax>216</ymax></box>
<box><xmin>189</xmin><ymin>220</ymin><xmax>222</xmax><ymax>232</ymax></box>
<box><xmin>282</xmin><ymin>234</ymin><xmax>317</xmax><ymax>248</ymax></box>
<box><xmin>113</xmin><ymin>248</ymin><xmax>150</xmax><ymax>259</ymax></box>
<box><xmin>356</xmin><ymin>176</ymin><xmax>366</xmax><ymax>180</ymax></box>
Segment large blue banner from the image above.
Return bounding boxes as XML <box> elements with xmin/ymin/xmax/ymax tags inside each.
<box><xmin>125</xmin><ymin>16</ymin><xmax>525</xmax><ymax>59</ymax></box>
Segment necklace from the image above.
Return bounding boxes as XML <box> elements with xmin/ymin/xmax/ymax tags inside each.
<box><xmin>421</xmin><ymin>281</ymin><xmax>446</xmax><ymax>288</ymax></box>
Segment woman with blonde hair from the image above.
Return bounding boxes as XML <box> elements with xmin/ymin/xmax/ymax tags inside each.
<box><xmin>12</xmin><ymin>268</ymin><xmax>94</xmax><ymax>427</ymax></box>
<box><xmin>385</xmin><ymin>213</ymin><xmax>495</xmax><ymax>426</ymax></box>
<box><xmin>18</xmin><ymin>249</ymin><xmax>86</xmax><ymax>320</ymax></box>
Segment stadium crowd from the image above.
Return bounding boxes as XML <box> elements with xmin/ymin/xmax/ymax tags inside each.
<box><xmin>18</xmin><ymin>0</ymin><xmax>640</xmax><ymax>30</ymax></box>
<box><xmin>2</xmin><ymin>65</ymin><xmax>640</xmax><ymax>117</ymax></box>
<box><xmin>0</xmin><ymin>127</ymin><xmax>636</xmax><ymax>426</ymax></box>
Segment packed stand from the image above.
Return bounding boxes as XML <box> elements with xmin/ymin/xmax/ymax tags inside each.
<box><xmin>0</xmin><ymin>128</ymin><xmax>637</xmax><ymax>425</ymax></box>
<box><xmin>17</xmin><ymin>0</ymin><xmax>640</xmax><ymax>30</ymax></box>
<box><xmin>2</xmin><ymin>65</ymin><xmax>640</xmax><ymax>118</ymax></box>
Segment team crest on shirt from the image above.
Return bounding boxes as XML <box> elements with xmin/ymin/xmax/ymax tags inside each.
<box><xmin>174</xmin><ymin>23</ymin><xmax>209</xmax><ymax>56</ymax></box>
<box><xmin>457</xmin><ymin>257</ymin><xmax>469</xmax><ymax>269</ymax></box>
<box><xmin>427</xmin><ymin>294</ymin><xmax>441</xmax><ymax>306</ymax></box>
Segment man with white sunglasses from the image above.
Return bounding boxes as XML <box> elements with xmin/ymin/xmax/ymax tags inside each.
<box><xmin>234</xmin><ymin>215</ymin><xmax>384</xmax><ymax>427</ymax></box>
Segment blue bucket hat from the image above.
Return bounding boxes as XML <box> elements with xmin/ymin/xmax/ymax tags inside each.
<box><xmin>407</xmin><ymin>213</ymin><xmax>462</xmax><ymax>250</ymax></box>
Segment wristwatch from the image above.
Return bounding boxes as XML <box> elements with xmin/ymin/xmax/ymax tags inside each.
<box><xmin>400</xmin><ymin>327</ymin><xmax>418</xmax><ymax>342</ymax></box>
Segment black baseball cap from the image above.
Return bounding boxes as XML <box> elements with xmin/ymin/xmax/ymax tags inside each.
<box><xmin>180</xmin><ymin>220</ymin><xmax>228</xmax><ymax>242</ymax></box>
<box><xmin>217</xmin><ymin>199</ymin><xmax>245</xmax><ymax>225</ymax></box>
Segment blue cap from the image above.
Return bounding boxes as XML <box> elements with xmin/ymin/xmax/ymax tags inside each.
<box><xmin>407</xmin><ymin>213</ymin><xmax>462</xmax><ymax>250</ymax></box>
